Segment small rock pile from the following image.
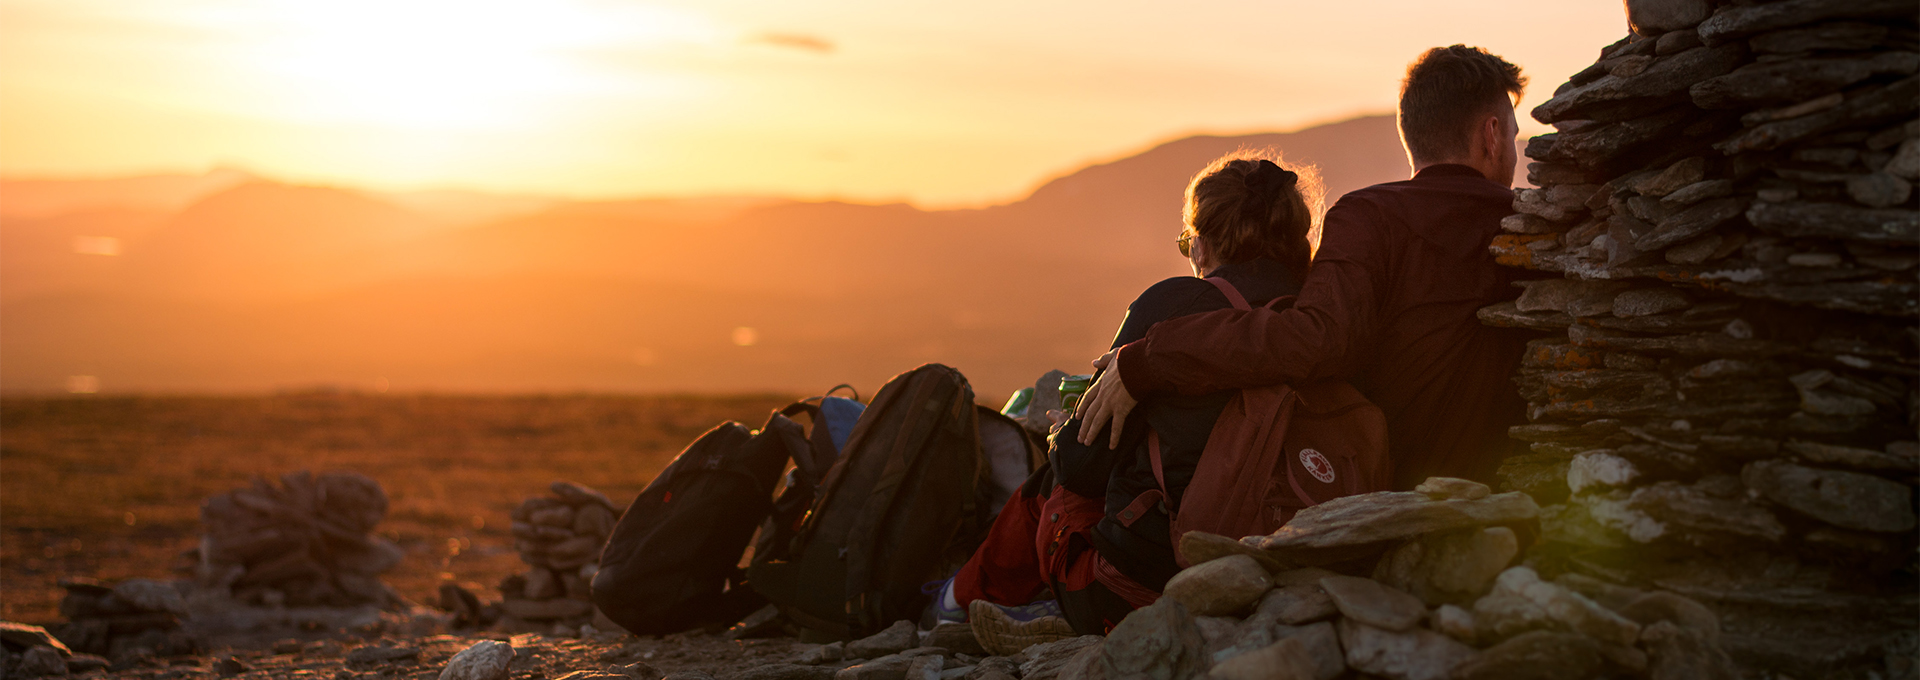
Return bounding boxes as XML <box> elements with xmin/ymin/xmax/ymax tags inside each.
<box><xmin>777</xmin><ymin>480</ymin><xmax>1728</xmax><ymax>680</ymax></box>
<box><xmin>198</xmin><ymin>470</ymin><xmax>405</xmax><ymax>608</ymax></box>
<box><xmin>498</xmin><ymin>482</ymin><xmax>621</xmax><ymax>635</ymax></box>
<box><xmin>1475</xmin><ymin>0</ymin><xmax>1918</xmax><ymax>674</ymax></box>
<box><xmin>52</xmin><ymin>577</ymin><xmax>194</xmax><ymax>660</ymax></box>
<box><xmin>2</xmin><ymin>621</ymin><xmax>111</xmax><ymax>677</ymax></box>
<box><xmin>771</xmin><ymin>617</ymin><xmax>1033</xmax><ymax>680</ymax></box>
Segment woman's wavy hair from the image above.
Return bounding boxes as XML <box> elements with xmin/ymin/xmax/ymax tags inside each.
<box><xmin>1183</xmin><ymin>150</ymin><xmax>1324</xmax><ymax>282</ymax></box>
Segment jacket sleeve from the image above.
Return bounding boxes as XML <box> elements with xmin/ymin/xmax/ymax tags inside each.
<box><xmin>1117</xmin><ymin>197</ymin><xmax>1388</xmax><ymax>397</ymax></box>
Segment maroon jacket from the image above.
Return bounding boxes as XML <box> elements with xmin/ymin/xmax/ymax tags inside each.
<box><xmin>1116</xmin><ymin>164</ymin><xmax>1531</xmax><ymax>489</ymax></box>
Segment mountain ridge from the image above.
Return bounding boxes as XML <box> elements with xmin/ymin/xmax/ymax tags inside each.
<box><xmin>1</xmin><ymin>114</ymin><xmax>1421</xmax><ymax>398</ymax></box>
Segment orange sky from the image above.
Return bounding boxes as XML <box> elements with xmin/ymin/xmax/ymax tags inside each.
<box><xmin>1</xmin><ymin>0</ymin><xmax>1626</xmax><ymax>206</ymax></box>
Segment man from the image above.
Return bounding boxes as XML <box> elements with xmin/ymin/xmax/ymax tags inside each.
<box><xmin>1077</xmin><ymin>45</ymin><xmax>1533</xmax><ymax>489</ymax></box>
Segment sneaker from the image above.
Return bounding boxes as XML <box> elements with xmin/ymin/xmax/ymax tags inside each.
<box><xmin>968</xmin><ymin>599</ymin><xmax>1074</xmax><ymax>656</ymax></box>
<box><xmin>921</xmin><ymin>578</ymin><xmax>967</xmax><ymax>627</ymax></box>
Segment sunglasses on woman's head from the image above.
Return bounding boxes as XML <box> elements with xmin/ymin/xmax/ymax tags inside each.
<box><xmin>1176</xmin><ymin>230</ymin><xmax>1195</xmax><ymax>257</ymax></box>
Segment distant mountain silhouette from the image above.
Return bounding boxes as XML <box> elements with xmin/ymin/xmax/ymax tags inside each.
<box><xmin>0</xmin><ymin>168</ymin><xmax>255</xmax><ymax>220</ymax></box>
<box><xmin>0</xmin><ymin>114</ymin><xmax>1423</xmax><ymax>398</ymax></box>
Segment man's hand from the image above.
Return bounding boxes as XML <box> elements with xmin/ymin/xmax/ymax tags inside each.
<box><xmin>1076</xmin><ymin>348</ymin><xmax>1138</xmax><ymax>448</ymax></box>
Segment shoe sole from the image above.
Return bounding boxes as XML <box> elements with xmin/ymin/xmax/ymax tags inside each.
<box><xmin>967</xmin><ymin>600</ymin><xmax>1076</xmax><ymax>656</ymax></box>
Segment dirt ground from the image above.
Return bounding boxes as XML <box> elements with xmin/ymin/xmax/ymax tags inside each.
<box><xmin>0</xmin><ymin>393</ymin><xmax>801</xmax><ymax>626</ymax></box>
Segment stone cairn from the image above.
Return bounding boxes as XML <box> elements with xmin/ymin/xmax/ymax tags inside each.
<box><xmin>52</xmin><ymin>577</ymin><xmax>193</xmax><ymax>660</ymax></box>
<box><xmin>495</xmin><ymin>481</ymin><xmax>620</xmax><ymax>635</ymax></box>
<box><xmin>777</xmin><ymin>479</ymin><xmax>1726</xmax><ymax>680</ymax></box>
<box><xmin>198</xmin><ymin>471</ymin><xmax>405</xmax><ymax>609</ymax></box>
<box><xmin>1475</xmin><ymin>0</ymin><xmax>1918</xmax><ymax>675</ymax></box>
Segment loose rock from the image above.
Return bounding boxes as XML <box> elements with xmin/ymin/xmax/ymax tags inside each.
<box><xmin>441</xmin><ymin>640</ymin><xmax>515</xmax><ymax>680</ymax></box>
<box><xmin>1102</xmin><ymin>599</ymin><xmax>1209</xmax><ymax>680</ymax></box>
<box><xmin>1205</xmin><ymin>638</ymin><xmax>1315</xmax><ymax>680</ymax></box>
<box><xmin>1450</xmin><ymin>631</ymin><xmax>1603</xmax><ymax>680</ymax></box>
<box><xmin>1317</xmin><ymin>576</ymin><xmax>1425</xmax><ymax>632</ymax></box>
<box><xmin>1163</xmin><ymin>556</ymin><xmax>1272</xmax><ymax>617</ymax></box>
<box><xmin>1335</xmin><ymin>619</ymin><xmax>1476</xmax><ymax>680</ymax></box>
<box><xmin>846</xmin><ymin>621</ymin><xmax>919</xmax><ymax>660</ymax></box>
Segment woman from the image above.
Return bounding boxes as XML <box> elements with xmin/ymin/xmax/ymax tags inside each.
<box><xmin>933</xmin><ymin>151</ymin><xmax>1323</xmax><ymax>642</ymax></box>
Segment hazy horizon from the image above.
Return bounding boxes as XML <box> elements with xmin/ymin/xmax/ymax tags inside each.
<box><xmin>1</xmin><ymin>115</ymin><xmax>1427</xmax><ymax>400</ymax></box>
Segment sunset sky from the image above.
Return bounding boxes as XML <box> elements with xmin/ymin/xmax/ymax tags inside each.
<box><xmin>2</xmin><ymin>0</ymin><xmax>1626</xmax><ymax>206</ymax></box>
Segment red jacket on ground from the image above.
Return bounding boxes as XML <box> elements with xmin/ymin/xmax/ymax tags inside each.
<box><xmin>1115</xmin><ymin>164</ymin><xmax>1533</xmax><ymax>489</ymax></box>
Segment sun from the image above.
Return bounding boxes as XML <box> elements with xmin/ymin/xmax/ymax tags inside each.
<box><xmin>227</xmin><ymin>0</ymin><xmax>716</xmax><ymax>130</ymax></box>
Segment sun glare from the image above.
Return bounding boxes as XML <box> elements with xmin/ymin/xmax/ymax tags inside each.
<box><xmin>218</xmin><ymin>0</ymin><xmax>717</xmax><ymax>129</ymax></box>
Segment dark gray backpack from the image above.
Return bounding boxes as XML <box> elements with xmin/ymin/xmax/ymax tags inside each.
<box><xmin>748</xmin><ymin>363</ymin><xmax>1039</xmax><ymax>639</ymax></box>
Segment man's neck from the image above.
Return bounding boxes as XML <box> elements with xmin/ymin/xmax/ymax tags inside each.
<box><xmin>1412</xmin><ymin>159</ymin><xmax>1488</xmax><ymax>180</ymax></box>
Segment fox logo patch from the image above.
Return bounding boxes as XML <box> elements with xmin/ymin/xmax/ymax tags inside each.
<box><xmin>1299</xmin><ymin>448</ymin><xmax>1336</xmax><ymax>484</ymax></box>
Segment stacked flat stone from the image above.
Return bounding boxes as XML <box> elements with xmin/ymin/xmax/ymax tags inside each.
<box><xmin>498</xmin><ymin>481</ymin><xmax>619</xmax><ymax>634</ymax></box>
<box><xmin>1140</xmin><ymin>480</ymin><xmax>1732</xmax><ymax>680</ymax></box>
<box><xmin>52</xmin><ymin>577</ymin><xmax>193</xmax><ymax>660</ymax></box>
<box><xmin>1476</xmin><ymin>0</ymin><xmax>1918</xmax><ymax>675</ymax></box>
<box><xmin>198</xmin><ymin>471</ymin><xmax>404</xmax><ymax>608</ymax></box>
<box><xmin>783</xmin><ymin>481</ymin><xmax>1729</xmax><ymax>680</ymax></box>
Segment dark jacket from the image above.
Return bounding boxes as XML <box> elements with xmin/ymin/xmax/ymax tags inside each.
<box><xmin>1051</xmin><ymin>256</ymin><xmax>1301</xmax><ymax>591</ymax></box>
<box><xmin>1116</xmin><ymin>164</ymin><xmax>1533</xmax><ymax>489</ymax></box>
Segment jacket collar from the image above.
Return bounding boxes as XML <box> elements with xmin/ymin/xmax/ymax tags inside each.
<box><xmin>1414</xmin><ymin>163</ymin><xmax>1492</xmax><ymax>181</ymax></box>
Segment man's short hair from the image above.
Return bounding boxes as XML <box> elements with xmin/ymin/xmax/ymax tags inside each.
<box><xmin>1398</xmin><ymin>45</ymin><xmax>1526</xmax><ymax>164</ymax></box>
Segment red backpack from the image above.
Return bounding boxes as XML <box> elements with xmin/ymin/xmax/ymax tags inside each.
<box><xmin>1146</xmin><ymin>277</ymin><xmax>1392</xmax><ymax>566</ymax></box>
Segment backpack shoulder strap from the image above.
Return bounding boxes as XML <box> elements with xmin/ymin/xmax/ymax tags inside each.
<box><xmin>1147</xmin><ymin>430</ymin><xmax>1170</xmax><ymax>499</ymax></box>
<box><xmin>1203</xmin><ymin>277</ymin><xmax>1252</xmax><ymax>311</ymax></box>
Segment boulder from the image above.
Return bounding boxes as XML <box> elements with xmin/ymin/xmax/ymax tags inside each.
<box><xmin>966</xmin><ymin>657</ymin><xmax>1020</xmax><ymax>680</ymax></box>
<box><xmin>1450</xmin><ymin>631</ymin><xmax>1603</xmax><ymax>680</ymax></box>
<box><xmin>1246</xmin><ymin>585</ymin><xmax>1337</xmax><ymax>627</ymax></box>
<box><xmin>1370</xmin><ymin>527</ymin><xmax>1518</xmax><ymax>606</ymax></box>
<box><xmin>796</xmin><ymin>642</ymin><xmax>845</xmax><ymax>665</ymax></box>
<box><xmin>1163</xmin><ymin>556</ymin><xmax>1272</xmax><ymax>616</ymax></box>
<box><xmin>1430</xmin><ymin>605</ymin><xmax>1476</xmax><ymax>644</ymax></box>
<box><xmin>1317</xmin><ymin>576</ymin><xmax>1425</xmax><ymax>631</ymax></box>
<box><xmin>1613</xmin><ymin>592</ymin><xmax>1720</xmax><ymax>644</ymax></box>
<box><xmin>1205</xmin><ymin>639</ymin><xmax>1315</xmax><ymax>680</ymax></box>
<box><xmin>1279</xmin><ymin>622</ymin><xmax>1344</xmax><ymax>680</ymax></box>
<box><xmin>1335</xmin><ymin>619</ymin><xmax>1476</xmax><ymax>680</ymax></box>
<box><xmin>16</xmin><ymin>645</ymin><xmax>68</xmax><ymax>676</ymax></box>
<box><xmin>1103</xmin><ymin>599</ymin><xmax>1209</xmax><ymax>680</ymax></box>
<box><xmin>1742</xmin><ymin>460</ymin><xmax>1917</xmax><ymax>532</ymax></box>
<box><xmin>1471</xmin><ymin>567</ymin><xmax>1641</xmax><ymax>646</ymax></box>
<box><xmin>1244</xmin><ymin>491</ymin><xmax>1538</xmax><ymax>564</ymax></box>
<box><xmin>1020</xmin><ymin>638</ymin><xmax>1102</xmax><ymax>680</ymax></box>
<box><xmin>1625</xmin><ymin>0</ymin><xmax>1710</xmax><ymax>34</ymax></box>
<box><xmin>905</xmin><ymin>656</ymin><xmax>945</xmax><ymax>680</ymax></box>
<box><xmin>1056</xmin><ymin>644</ymin><xmax>1105</xmax><ymax>680</ymax></box>
<box><xmin>1641</xmin><ymin>621</ymin><xmax>1736</xmax><ymax>680</ymax></box>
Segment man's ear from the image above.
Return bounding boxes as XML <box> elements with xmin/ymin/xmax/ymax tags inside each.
<box><xmin>1479</xmin><ymin>114</ymin><xmax>1503</xmax><ymax>161</ymax></box>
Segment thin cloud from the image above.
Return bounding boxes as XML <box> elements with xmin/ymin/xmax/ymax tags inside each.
<box><xmin>745</xmin><ymin>32</ymin><xmax>834</xmax><ymax>55</ymax></box>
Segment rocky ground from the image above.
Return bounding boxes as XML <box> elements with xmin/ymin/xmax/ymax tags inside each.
<box><xmin>2</xmin><ymin>624</ymin><xmax>820</xmax><ymax>680</ymax></box>
<box><xmin>6</xmin><ymin>475</ymin><xmax>1813</xmax><ymax>680</ymax></box>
